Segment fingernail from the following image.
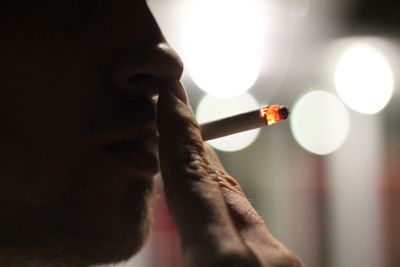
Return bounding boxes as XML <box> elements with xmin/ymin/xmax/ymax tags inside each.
<box><xmin>172</xmin><ymin>82</ymin><xmax>189</xmax><ymax>105</ymax></box>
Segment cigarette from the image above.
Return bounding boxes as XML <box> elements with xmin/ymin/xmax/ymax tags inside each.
<box><xmin>200</xmin><ymin>105</ymin><xmax>290</xmax><ymax>141</ymax></box>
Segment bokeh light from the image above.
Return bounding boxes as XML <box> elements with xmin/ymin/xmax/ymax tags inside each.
<box><xmin>289</xmin><ymin>0</ymin><xmax>310</xmax><ymax>20</ymax></box>
<box><xmin>178</xmin><ymin>0</ymin><xmax>271</xmax><ymax>98</ymax></box>
<box><xmin>334</xmin><ymin>41</ymin><xmax>394</xmax><ymax>114</ymax></box>
<box><xmin>196</xmin><ymin>93</ymin><xmax>260</xmax><ymax>152</ymax></box>
<box><xmin>291</xmin><ymin>90</ymin><xmax>350</xmax><ymax>155</ymax></box>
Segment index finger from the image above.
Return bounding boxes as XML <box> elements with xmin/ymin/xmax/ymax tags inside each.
<box><xmin>157</xmin><ymin>86</ymin><xmax>243</xmax><ymax>252</ymax></box>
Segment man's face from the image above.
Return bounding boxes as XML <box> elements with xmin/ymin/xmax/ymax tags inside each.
<box><xmin>0</xmin><ymin>1</ymin><xmax>182</xmax><ymax>266</ymax></box>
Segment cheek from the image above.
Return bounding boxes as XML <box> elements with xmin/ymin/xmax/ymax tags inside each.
<box><xmin>0</xmin><ymin>32</ymin><xmax>99</xmax><ymax>180</ymax></box>
<box><xmin>0</xmin><ymin>61</ymin><xmax>89</xmax><ymax>207</ymax></box>
<box><xmin>0</xmin><ymin>152</ymin><xmax>74</xmax><ymax>213</ymax></box>
<box><xmin>0</xmin><ymin>15</ymin><xmax>99</xmax><ymax>143</ymax></box>
<box><xmin>0</xmin><ymin>40</ymin><xmax>97</xmax><ymax>212</ymax></box>
<box><xmin>0</xmin><ymin>48</ymin><xmax>93</xmax><ymax>137</ymax></box>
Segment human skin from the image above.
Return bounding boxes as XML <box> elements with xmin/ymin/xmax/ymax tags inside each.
<box><xmin>0</xmin><ymin>1</ymin><xmax>303</xmax><ymax>267</ymax></box>
<box><xmin>0</xmin><ymin>1</ymin><xmax>182</xmax><ymax>266</ymax></box>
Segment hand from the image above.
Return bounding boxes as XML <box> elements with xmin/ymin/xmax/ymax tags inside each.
<box><xmin>157</xmin><ymin>85</ymin><xmax>303</xmax><ymax>267</ymax></box>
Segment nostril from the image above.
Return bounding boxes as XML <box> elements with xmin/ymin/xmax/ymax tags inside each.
<box><xmin>128</xmin><ymin>73</ymin><xmax>160</xmax><ymax>84</ymax></box>
<box><xmin>125</xmin><ymin>73</ymin><xmax>163</xmax><ymax>96</ymax></box>
<box><xmin>107</xmin><ymin>43</ymin><xmax>183</xmax><ymax>94</ymax></box>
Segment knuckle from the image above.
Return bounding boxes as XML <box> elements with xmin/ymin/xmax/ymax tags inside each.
<box><xmin>183</xmin><ymin>160</ymin><xmax>209</xmax><ymax>181</ymax></box>
<box><xmin>174</xmin><ymin>141</ymin><xmax>207</xmax><ymax>169</ymax></box>
<box><xmin>175</xmin><ymin>153</ymin><xmax>219</xmax><ymax>188</ymax></box>
<box><xmin>180</xmin><ymin>150</ymin><xmax>208</xmax><ymax>176</ymax></box>
<box><xmin>187</xmin><ymin>157</ymin><xmax>207</xmax><ymax>173</ymax></box>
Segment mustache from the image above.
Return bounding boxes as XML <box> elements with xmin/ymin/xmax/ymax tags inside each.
<box><xmin>89</xmin><ymin>92</ymin><xmax>157</xmax><ymax>134</ymax></box>
<box><xmin>108</xmin><ymin>93</ymin><xmax>156</xmax><ymax>123</ymax></box>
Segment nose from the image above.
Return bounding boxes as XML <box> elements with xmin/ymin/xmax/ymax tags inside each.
<box><xmin>109</xmin><ymin>43</ymin><xmax>184</xmax><ymax>95</ymax></box>
<box><xmin>98</xmin><ymin>1</ymin><xmax>184</xmax><ymax>95</ymax></box>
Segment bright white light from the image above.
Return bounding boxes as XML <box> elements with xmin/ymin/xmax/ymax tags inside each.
<box><xmin>179</xmin><ymin>0</ymin><xmax>271</xmax><ymax>98</ymax></box>
<box><xmin>334</xmin><ymin>42</ymin><xmax>394</xmax><ymax>114</ymax></box>
<box><xmin>289</xmin><ymin>0</ymin><xmax>310</xmax><ymax>20</ymax></box>
<box><xmin>196</xmin><ymin>93</ymin><xmax>260</xmax><ymax>152</ymax></box>
<box><xmin>291</xmin><ymin>91</ymin><xmax>350</xmax><ymax>155</ymax></box>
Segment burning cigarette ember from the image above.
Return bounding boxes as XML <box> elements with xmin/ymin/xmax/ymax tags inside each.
<box><xmin>200</xmin><ymin>105</ymin><xmax>290</xmax><ymax>141</ymax></box>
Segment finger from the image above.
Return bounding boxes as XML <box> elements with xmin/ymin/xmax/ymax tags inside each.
<box><xmin>204</xmin><ymin>146</ymin><xmax>264</xmax><ymax>231</ymax></box>
<box><xmin>204</xmin><ymin>144</ymin><xmax>246</xmax><ymax>195</ymax></box>
<box><xmin>203</xmin><ymin>147</ymin><xmax>293</xmax><ymax>264</ymax></box>
<box><xmin>157</xmin><ymin>87</ymin><xmax>301</xmax><ymax>266</ymax></box>
<box><xmin>157</xmin><ymin>85</ymin><xmax>243</xmax><ymax>251</ymax></box>
<box><xmin>203</xmin><ymin>145</ymin><xmax>276</xmax><ymax>238</ymax></box>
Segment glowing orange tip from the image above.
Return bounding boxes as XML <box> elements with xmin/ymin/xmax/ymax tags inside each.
<box><xmin>259</xmin><ymin>105</ymin><xmax>290</xmax><ymax>125</ymax></box>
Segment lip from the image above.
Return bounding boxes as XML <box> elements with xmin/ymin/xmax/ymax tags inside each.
<box><xmin>104</xmin><ymin>137</ymin><xmax>159</xmax><ymax>177</ymax></box>
<box><xmin>89</xmin><ymin>91</ymin><xmax>160</xmax><ymax>176</ymax></box>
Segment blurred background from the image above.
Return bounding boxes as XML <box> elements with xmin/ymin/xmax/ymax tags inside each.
<box><xmin>100</xmin><ymin>0</ymin><xmax>400</xmax><ymax>266</ymax></box>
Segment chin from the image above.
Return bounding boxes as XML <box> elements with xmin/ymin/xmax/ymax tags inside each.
<box><xmin>55</xmin><ymin>152</ymin><xmax>160</xmax><ymax>266</ymax></box>
<box><xmin>0</xmin><ymin>175</ymin><xmax>157</xmax><ymax>267</ymax></box>
<box><xmin>64</xmin><ymin>176</ymin><xmax>157</xmax><ymax>266</ymax></box>
<box><xmin>74</xmin><ymin>212</ymin><xmax>153</xmax><ymax>266</ymax></box>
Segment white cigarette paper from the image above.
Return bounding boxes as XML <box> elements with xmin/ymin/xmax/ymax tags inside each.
<box><xmin>199</xmin><ymin>105</ymin><xmax>289</xmax><ymax>141</ymax></box>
